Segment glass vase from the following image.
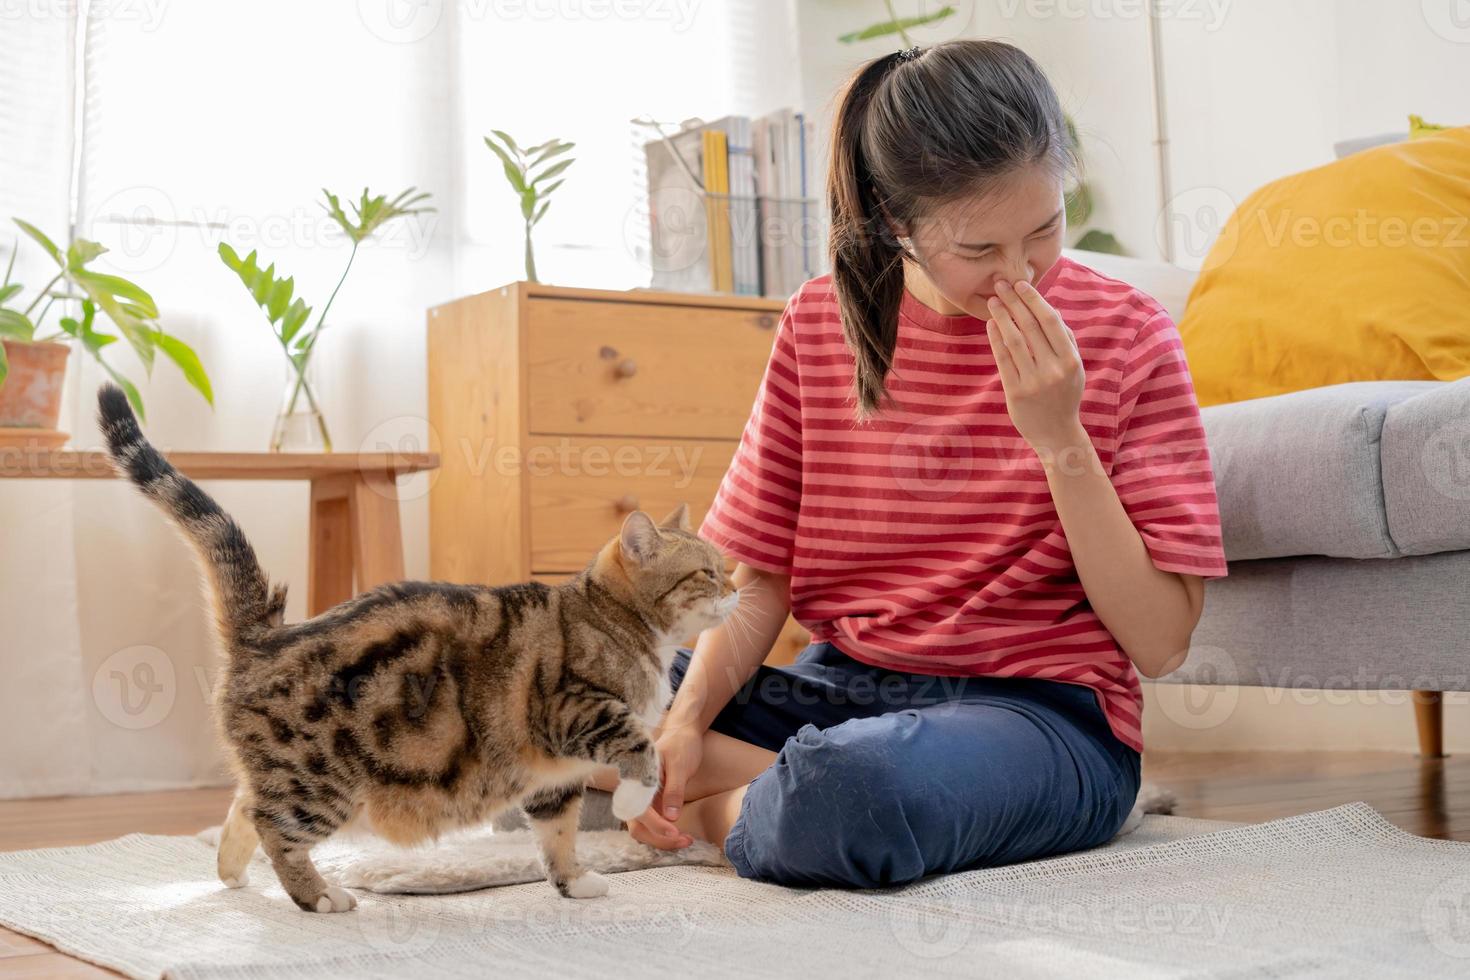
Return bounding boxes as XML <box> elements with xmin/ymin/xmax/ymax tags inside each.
<box><xmin>270</xmin><ymin>355</ymin><xmax>333</xmax><ymax>453</ymax></box>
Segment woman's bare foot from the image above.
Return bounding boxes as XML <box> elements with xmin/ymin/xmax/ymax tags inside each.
<box><xmin>673</xmin><ymin>784</ymin><xmax>748</xmax><ymax>852</ymax></box>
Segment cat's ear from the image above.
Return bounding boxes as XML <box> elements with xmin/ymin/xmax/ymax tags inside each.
<box><xmin>658</xmin><ymin>502</ymin><xmax>691</xmax><ymax>533</ymax></box>
<box><xmin>619</xmin><ymin>511</ymin><xmax>661</xmax><ymax>566</ymax></box>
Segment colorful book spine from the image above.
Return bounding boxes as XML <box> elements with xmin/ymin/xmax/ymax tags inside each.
<box><xmin>702</xmin><ymin>128</ymin><xmax>733</xmax><ymax>293</ymax></box>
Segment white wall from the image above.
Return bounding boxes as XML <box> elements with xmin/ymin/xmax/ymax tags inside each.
<box><xmin>1159</xmin><ymin>1</ymin><xmax>1470</xmax><ymax>269</ymax></box>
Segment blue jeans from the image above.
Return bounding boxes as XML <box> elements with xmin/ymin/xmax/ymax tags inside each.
<box><xmin>667</xmin><ymin>640</ymin><xmax>1142</xmax><ymax>889</ymax></box>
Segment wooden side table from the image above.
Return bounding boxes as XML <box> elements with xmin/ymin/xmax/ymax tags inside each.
<box><xmin>0</xmin><ymin>450</ymin><xmax>439</xmax><ymax>615</ymax></box>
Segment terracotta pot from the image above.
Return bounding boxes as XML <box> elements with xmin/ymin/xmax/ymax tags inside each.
<box><xmin>0</xmin><ymin>339</ymin><xmax>70</xmax><ymax>429</ymax></box>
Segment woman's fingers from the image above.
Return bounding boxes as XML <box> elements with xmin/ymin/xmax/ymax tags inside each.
<box><xmin>992</xmin><ymin>280</ymin><xmax>1055</xmax><ymax>361</ymax></box>
<box><xmin>626</xmin><ymin>806</ymin><xmax>693</xmax><ymax>850</ymax></box>
<box><xmin>660</xmin><ymin>771</ymin><xmax>685</xmax><ymax>821</ymax></box>
<box><xmin>1013</xmin><ymin>279</ymin><xmax>1077</xmax><ymax>359</ymax></box>
<box><xmin>986</xmin><ymin>293</ymin><xmax>1034</xmax><ymax>377</ymax></box>
<box><xmin>986</xmin><ymin>318</ymin><xmax>1020</xmax><ymax>391</ymax></box>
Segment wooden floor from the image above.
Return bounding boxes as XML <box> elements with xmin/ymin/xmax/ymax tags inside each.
<box><xmin>0</xmin><ymin>749</ymin><xmax>1459</xmax><ymax>977</ymax></box>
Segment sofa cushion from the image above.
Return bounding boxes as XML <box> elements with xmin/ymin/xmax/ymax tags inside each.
<box><xmin>1156</xmin><ymin>550</ymin><xmax>1470</xmax><ymax>690</ymax></box>
<box><xmin>1202</xmin><ymin>380</ymin><xmax>1440</xmax><ymax>560</ymax></box>
<box><xmin>1380</xmin><ymin>378</ymin><xmax>1470</xmax><ymax>555</ymax></box>
<box><xmin>1177</xmin><ymin>126</ymin><xmax>1470</xmax><ymax>408</ymax></box>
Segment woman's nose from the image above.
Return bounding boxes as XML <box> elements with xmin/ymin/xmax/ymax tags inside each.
<box><xmin>1004</xmin><ymin>257</ymin><xmax>1034</xmax><ymax>286</ymax></box>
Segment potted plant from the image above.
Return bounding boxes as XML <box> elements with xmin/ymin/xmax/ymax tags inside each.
<box><xmin>484</xmin><ymin>131</ymin><xmax>575</xmax><ymax>282</ymax></box>
<box><xmin>0</xmin><ymin>219</ymin><xmax>212</xmax><ymax>445</ymax></box>
<box><xmin>217</xmin><ymin>186</ymin><xmax>432</xmax><ymax>452</ymax></box>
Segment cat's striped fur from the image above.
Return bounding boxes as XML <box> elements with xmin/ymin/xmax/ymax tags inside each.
<box><xmin>96</xmin><ymin>382</ymin><xmax>741</xmax><ymax>912</ymax></box>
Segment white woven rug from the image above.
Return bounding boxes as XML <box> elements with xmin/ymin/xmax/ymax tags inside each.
<box><xmin>193</xmin><ymin>823</ymin><xmax>732</xmax><ymax>894</ymax></box>
<box><xmin>0</xmin><ymin>802</ymin><xmax>1465</xmax><ymax>978</ymax></box>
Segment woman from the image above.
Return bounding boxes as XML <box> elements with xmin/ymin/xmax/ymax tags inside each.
<box><xmin>588</xmin><ymin>38</ymin><xmax>1227</xmax><ymax>888</ymax></box>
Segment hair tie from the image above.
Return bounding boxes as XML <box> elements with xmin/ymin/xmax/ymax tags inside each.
<box><xmin>896</xmin><ymin>44</ymin><xmax>923</xmax><ymax>64</ymax></box>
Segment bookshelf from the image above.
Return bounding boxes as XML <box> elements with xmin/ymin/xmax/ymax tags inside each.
<box><xmin>629</xmin><ymin>113</ymin><xmax>829</xmax><ymax>301</ymax></box>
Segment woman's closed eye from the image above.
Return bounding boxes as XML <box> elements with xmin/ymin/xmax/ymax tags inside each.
<box><xmin>960</xmin><ymin>221</ymin><xmax>1059</xmax><ymax>261</ymax></box>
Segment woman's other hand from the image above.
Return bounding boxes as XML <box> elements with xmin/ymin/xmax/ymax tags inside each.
<box><xmin>625</xmin><ymin>725</ymin><xmax>703</xmax><ymax>850</ymax></box>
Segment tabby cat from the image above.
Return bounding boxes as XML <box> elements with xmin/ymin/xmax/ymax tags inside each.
<box><xmin>96</xmin><ymin>383</ymin><xmax>741</xmax><ymax>913</ymax></box>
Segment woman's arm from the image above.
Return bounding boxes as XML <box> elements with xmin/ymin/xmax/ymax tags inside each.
<box><xmin>660</xmin><ymin>561</ymin><xmax>792</xmax><ymax>736</ymax></box>
<box><xmin>1033</xmin><ymin>424</ymin><xmax>1205</xmax><ymax>678</ymax></box>
<box><xmin>984</xmin><ymin>277</ymin><xmax>1208</xmax><ymax>679</ymax></box>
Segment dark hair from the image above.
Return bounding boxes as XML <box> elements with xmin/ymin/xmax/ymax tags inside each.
<box><xmin>827</xmin><ymin>40</ymin><xmax>1078</xmax><ymax>421</ymax></box>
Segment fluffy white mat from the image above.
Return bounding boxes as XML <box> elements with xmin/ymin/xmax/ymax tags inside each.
<box><xmin>0</xmin><ymin>803</ymin><xmax>1466</xmax><ymax>978</ymax></box>
<box><xmin>188</xmin><ymin>783</ymin><xmax>1174</xmax><ymax>895</ymax></box>
<box><xmin>193</xmin><ymin>822</ymin><xmax>730</xmax><ymax>894</ymax></box>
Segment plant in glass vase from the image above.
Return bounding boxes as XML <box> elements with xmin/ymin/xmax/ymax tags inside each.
<box><xmin>217</xmin><ymin>186</ymin><xmax>433</xmax><ymax>452</ymax></box>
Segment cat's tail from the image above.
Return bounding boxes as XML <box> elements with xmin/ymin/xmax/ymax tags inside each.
<box><xmin>96</xmin><ymin>382</ymin><xmax>287</xmax><ymax>643</ymax></box>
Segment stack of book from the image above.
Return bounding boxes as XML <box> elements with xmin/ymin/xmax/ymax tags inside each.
<box><xmin>643</xmin><ymin>110</ymin><xmax>825</xmax><ymax>299</ymax></box>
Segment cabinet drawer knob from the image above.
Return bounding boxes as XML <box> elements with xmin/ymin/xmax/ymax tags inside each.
<box><xmin>614</xmin><ymin>358</ymin><xmax>638</xmax><ymax>379</ymax></box>
<box><xmin>756</xmin><ymin>314</ymin><xmax>777</xmax><ymax>330</ymax></box>
<box><xmin>615</xmin><ymin>494</ymin><xmax>640</xmax><ymax>513</ymax></box>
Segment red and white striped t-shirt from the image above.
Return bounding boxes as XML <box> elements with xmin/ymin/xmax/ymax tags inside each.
<box><xmin>697</xmin><ymin>255</ymin><xmax>1228</xmax><ymax>754</ymax></box>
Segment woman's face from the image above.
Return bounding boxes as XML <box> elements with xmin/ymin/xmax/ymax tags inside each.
<box><xmin>899</xmin><ymin>164</ymin><xmax>1067</xmax><ymax>318</ymax></box>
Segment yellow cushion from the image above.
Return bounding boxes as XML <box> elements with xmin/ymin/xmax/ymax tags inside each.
<box><xmin>1178</xmin><ymin>126</ymin><xmax>1470</xmax><ymax>407</ymax></box>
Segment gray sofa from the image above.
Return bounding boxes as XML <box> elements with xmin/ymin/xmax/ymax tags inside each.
<box><xmin>1157</xmin><ymin>378</ymin><xmax>1470</xmax><ymax>757</ymax></box>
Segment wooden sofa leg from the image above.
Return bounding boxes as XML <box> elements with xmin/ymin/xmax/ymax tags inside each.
<box><xmin>1413</xmin><ymin>689</ymin><xmax>1445</xmax><ymax>759</ymax></box>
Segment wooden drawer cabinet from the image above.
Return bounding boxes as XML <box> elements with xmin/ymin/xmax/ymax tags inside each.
<box><xmin>526</xmin><ymin>435</ymin><xmax>737</xmax><ymax>571</ymax></box>
<box><xmin>526</xmin><ymin>298</ymin><xmax>781</xmax><ymax>439</ymax></box>
<box><xmin>428</xmin><ymin>281</ymin><xmax>809</xmax><ymax>665</ymax></box>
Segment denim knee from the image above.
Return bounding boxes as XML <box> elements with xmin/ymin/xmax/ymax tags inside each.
<box><xmin>723</xmin><ymin>715</ymin><xmax>934</xmax><ymax>889</ymax></box>
<box><xmin>722</xmin><ymin>702</ymin><xmax>1134</xmax><ymax>888</ymax></box>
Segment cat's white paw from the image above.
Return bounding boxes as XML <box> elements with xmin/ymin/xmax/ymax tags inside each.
<box><xmin>566</xmin><ymin>871</ymin><xmax>609</xmax><ymax>899</ymax></box>
<box><xmin>611</xmin><ymin>780</ymin><xmax>658</xmax><ymax>821</ymax></box>
<box><xmin>220</xmin><ymin>872</ymin><xmax>248</xmax><ymax>889</ymax></box>
<box><xmin>313</xmin><ymin>886</ymin><xmax>359</xmax><ymax>913</ymax></box>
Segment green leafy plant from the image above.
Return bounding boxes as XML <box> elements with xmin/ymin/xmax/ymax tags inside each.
<box><xmin>217</xmin><ymin>186</ymin><xmax>433</xmax><ymax>452</ymax></box>
<box><xmin>1060</xmin><ymin>115</ymin><xmax>1125</xmax><ymax>255</ymax></box>
<box><xmin>483</xmin><ymin>130</ymin><xmax>574</xmax><ymax>282</ymax></box>
<box><xmin>0</xmin><ymin>219</ymin><xmax>213</xmax><ymax>421</ymax></box>
<box><xmin>838</xmin><ymin>1</ymin><xmax>956</xmax><ymax>44</ymax></box>
<box><xmin>838</xmin><ymin>8</ymin><xmax>1126</xmax><ymax>255</ymax></box>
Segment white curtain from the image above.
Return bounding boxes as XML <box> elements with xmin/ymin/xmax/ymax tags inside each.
<box><xmin>0</xmin><ymin>8</ymin><xmax>90</xmax><ymax>797</ymax></box>
<box><xmin>1</xmin><ymin>0</ymin><xmax>803</xmax><ymax>799</ymax></box>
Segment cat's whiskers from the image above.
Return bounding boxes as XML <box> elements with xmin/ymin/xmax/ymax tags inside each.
<box><xmin>723</xmin><ymin>599</ymin><xmax>762</xmax><ymax>653</ymax></box>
